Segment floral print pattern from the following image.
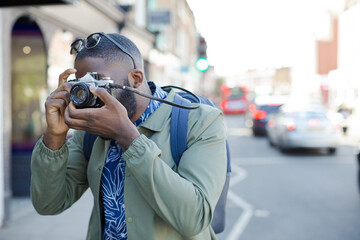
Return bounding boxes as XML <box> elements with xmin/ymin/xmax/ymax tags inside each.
<box><xmin>101</xmin><ymin>82</ymin><xmax>168</xmax><ymax>240</ymax></box>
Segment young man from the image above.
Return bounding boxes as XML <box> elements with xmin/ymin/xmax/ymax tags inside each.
<box><xmin>31</xmin><ymin>32</ymin><xmax>227</xmax><ymax>240</ymax></box>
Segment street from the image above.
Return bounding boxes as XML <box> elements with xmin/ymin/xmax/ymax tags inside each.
<box><xmin>218</xmin><ymin>115</ymin><xmax>360</xmax><ymax>240</ymax></box>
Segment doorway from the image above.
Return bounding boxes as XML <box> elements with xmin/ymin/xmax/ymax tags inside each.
<box><xmin>11</xmin><ymin>16</ymin><xmax>47</xmax><ymax>196</ymax></box>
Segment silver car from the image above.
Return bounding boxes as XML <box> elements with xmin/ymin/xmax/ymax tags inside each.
<box><xmin>266</xmin><ymin>105</ymin><xmax>341</xmax><ymax>154</ymax></box>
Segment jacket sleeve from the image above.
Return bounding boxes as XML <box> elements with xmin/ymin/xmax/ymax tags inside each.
<box><xmin>30</xmin><ymin>130</ymin><xmax>89</xmax><ymax>215</ymax></box>
<box><xmin>123</xmin><ymin>106</ymin><xmax>227</xmax><ymax>237</ymax></box>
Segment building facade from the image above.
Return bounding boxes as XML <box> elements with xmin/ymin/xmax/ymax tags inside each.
<box><xmin>328</xmin><ymin>2</ymin><xmax>360</xmax><ymax>136</ymax></box>
<box><xmin>147</xmin><ymin>0</ymin><xmax>200</xmax><ymax>91</ymax></box>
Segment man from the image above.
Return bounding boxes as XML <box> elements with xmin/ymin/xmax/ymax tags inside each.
<box><xmin>31</xmin><ymin>32</ymin><xmax>227</xmax><ymax>240</ymax></box>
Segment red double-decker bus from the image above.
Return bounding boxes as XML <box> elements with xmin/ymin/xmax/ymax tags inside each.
<box><xmin>220</xmin><ymin>85</ymin><xmax>248</xmax><ymax>114</ymax></box>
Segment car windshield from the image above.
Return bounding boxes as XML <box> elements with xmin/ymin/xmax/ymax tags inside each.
<box><xmin>288</xmin><ymin>111</ymin><xmax>327</xmax><ymax>119</ymax></box>
<box><xmin>259</xmin><ymin>104</ymin><xmax>283</xmax><ymax>113</ymax></box>
<box><xmin>229</xmin><ymin>87</ymin><xmax>244</xmax><ymax>98</ymax></box>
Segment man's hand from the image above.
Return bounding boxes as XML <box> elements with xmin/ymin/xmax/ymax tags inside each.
<box><xmin>64</xmin><ymin>86</ymin><xmax>140</xmax><ymax>151</ymax></box>
<box><xmin>43</xmin><ymin>68</ymin><xmax>76</xmax><ymax>150</ymax></box>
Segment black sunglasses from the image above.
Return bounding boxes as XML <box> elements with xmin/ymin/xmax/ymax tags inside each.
<box><xmin>70</xmin><ymin>32</ymin><xmax>137</xmax><ymax>69</ymax></box>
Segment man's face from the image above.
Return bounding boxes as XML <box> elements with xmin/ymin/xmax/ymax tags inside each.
<box><xmin>74</xmin><ymin>57</ymin><xmax>137</xmax><ymax>119</ymax></box>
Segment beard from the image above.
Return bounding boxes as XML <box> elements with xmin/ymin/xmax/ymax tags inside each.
<box><xmin>115</xmin><ymin>78</ymin><xmax>137</xmax><ymax>120</ymax></box>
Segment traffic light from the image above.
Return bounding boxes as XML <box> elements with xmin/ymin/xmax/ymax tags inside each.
<box><xmin>196</xmin><ymin>36</ymin><xmax>208</xmax><ymax>71</ymax></box>
<box><xmin>196</xmin><ymin>58</ymin><xmax>209</xmax><ymax>71</ymax></box>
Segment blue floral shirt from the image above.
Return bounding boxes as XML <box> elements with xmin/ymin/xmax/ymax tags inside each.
<box><xmin>101</xmin><ymin>82</ymin><xmax>168</xmax><ymax>240</ymax></box>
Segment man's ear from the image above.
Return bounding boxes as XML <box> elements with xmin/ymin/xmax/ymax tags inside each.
<box><xmin>128</xmin><ymin>70</ymin><xmax>144</xmax><ymax>88</ymax></box>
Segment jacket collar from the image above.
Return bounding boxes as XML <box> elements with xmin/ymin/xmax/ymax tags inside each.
<box><xmin>138</xmin><ymin>88</ymin><xmax>175</xmax><ymax>132</ymax></box>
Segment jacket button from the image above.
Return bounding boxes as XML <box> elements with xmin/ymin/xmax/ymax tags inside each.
<box><xmin>98</xmin><ymin>167</ymin><xmax>102</xmax><ymax>172</ymax></box>
<box><xmin>125</xmin><ymin>172</ymin><xmax>131</xmax><ymax>177</ymax></box>
<box><xmin>127</xmin><ymin>217</ymin><xmax>133</xmax><ymax>223</ymax></box>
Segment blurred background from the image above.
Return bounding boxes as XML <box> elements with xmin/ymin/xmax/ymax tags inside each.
<box><xmin>1</xmin><ymin>0</ymin><xmax>360</xmax><ymax>239</ymax></box>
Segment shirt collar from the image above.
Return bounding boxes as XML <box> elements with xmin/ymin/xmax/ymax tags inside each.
<box><xmin>137</xmin><ymin>89</ymin><xmax>175</xmax><ymax>132</ymax></box>
<box><xmin>134</xmin><ymin>81</ymin><xmax>168</xmax><ymax>127</ymax></box>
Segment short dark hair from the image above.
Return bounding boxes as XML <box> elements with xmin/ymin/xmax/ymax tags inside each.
<box><xmin>75</xmin><ymin>33</ymin><xmax>143</xmax><ymax>69</ymax></box>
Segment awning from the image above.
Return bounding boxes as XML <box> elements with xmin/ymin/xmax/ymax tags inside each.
<box><xmin>0</xmin><ymin>0</ymin><xmax>77</xmax><ymax>7</ymax></box>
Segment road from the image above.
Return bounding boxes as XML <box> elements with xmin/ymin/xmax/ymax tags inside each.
<box><xmin>218</xmin><ymin>114</ymin><xmax>360</xmax><ymax>240</ymax></box>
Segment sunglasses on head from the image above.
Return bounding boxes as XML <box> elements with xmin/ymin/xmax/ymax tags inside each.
<box><xmin>70</xmin><ymin>32</ymin><xmax>137</xmax><ymax>69</ymax></box>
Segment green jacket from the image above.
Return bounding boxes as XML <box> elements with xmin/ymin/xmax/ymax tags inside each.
<box><xmin>31</xmin><ymin>89</ymin><xmax>227</xmax><ymax>240</ymax></box>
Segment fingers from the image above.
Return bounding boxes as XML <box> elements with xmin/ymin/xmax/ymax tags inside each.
<box><xmin>46</xmin><ymin>82</ymin><xmax>72</xmax><ymax>117</ymax></box>
<box><xmin>53</xmin><ymin>68</ymin><xmax>76</xmax><ymax>96</ymax></box>
<box><xmin>64</xmin><ymin>103</ymin><xmax>94</xmax><ymax>129</ymax></box>
<box><xmin>65</xmin><ymin>101</ymin><xmax>109</xmax><ymax>120</ymax></box>
<box><xmin>89</xmin><ymin>86</ymin><xmax>116</xmax><ymax>105</ymax></box>
<box><xmin>45</xmin><ymin>98</ymin><xmax>68</xmax><ymax>116</ymax></box>
<box><xmin>48</xmin><ymin>91</ymin><xmax>70</xmax><ymax>106</ymax></box>
<box><xmin>66</xmin><ymin>102</ymin><xmax>93</xmax><ymax>120</ymax></box>
<box><xmin>58</xmin><ymin>82</ymin><xmax>72</xmax><ymax>93</ymax></box>
<box><xmin>58</xmin><ymin>68</ymin><xmax>77</xmax><ymax>86</ymax></box>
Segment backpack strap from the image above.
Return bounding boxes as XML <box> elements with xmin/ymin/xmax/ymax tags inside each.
<box><xmin>83</xmin><ymin>131</ymin><xmax>98</xmax><ymax>161</ymax></box>
<box><xmin>170</xmin><ymin>94</ymin><xmax>191</xmax><ymax>165</ymax></box>
<box><xmin>171</xmin><ymin>93</ymin><xmax>231</xmax><ymax>173</ymax></box>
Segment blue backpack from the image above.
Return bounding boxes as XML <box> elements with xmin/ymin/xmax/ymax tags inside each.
<box><xmin>83</xmin><ymin>91</ymin><xmax>231</xmax><ymax>234</ymax></box>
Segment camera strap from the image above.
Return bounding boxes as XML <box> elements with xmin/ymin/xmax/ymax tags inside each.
<box><xmin>109</xmin><ymin>84</ymin><xmax>201</xmax><ymax>110</ymax></box>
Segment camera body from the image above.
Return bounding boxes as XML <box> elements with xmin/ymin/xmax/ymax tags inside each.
<box><xmin>68</xmin><ymin>72</ymin><xmax>115</xmax><ymax>108</ymax></box>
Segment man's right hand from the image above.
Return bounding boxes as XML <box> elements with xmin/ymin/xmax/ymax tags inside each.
<box><xmin>43</xmin><ymin>68</ymin><xmax>77</xmax><ymax>150</ymax></box>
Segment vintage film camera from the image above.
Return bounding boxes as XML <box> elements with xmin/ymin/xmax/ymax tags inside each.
<box><xmin>68</xmin><ymin>72</ymin><xmax>115</xmax><ymax>108</ymax></box>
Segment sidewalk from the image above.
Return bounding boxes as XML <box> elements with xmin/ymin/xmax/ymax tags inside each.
<box><xmin>0</xmin><ymin>190</ymin><xmax>93</xmax><ymax>240</ymax></box>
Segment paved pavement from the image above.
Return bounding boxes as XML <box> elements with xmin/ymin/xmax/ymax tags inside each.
<box><xmin>0</xmin><ymin>190</ymin><xmax>93</xmax><ymax>240</ymax></box>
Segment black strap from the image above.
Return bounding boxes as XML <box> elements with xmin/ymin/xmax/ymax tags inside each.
<box><xmin>83</xmin><ymin>132</ymin><xmax>98</xmax><ymax>161</ymax></box>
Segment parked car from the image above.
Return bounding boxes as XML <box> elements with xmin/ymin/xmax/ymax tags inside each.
<box><xmin>266</xmin><ymin>104</ymin><xmax>341</xmax><ymax>153</ymax></box>
<box><xmin>246</xmin><ymin>95</ymin><xmax>289</xmax><ymax>136</ymax></box>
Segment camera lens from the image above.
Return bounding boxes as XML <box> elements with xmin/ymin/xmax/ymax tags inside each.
<box><xmin>76</xmin><ymin>88</ymin><xmax>87</xmax><ymax>101</ymax></box>
<box><xmin>70</xmin><ymin>83</ymin><xmax>94</xmax><ymax>108</ymax></box>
